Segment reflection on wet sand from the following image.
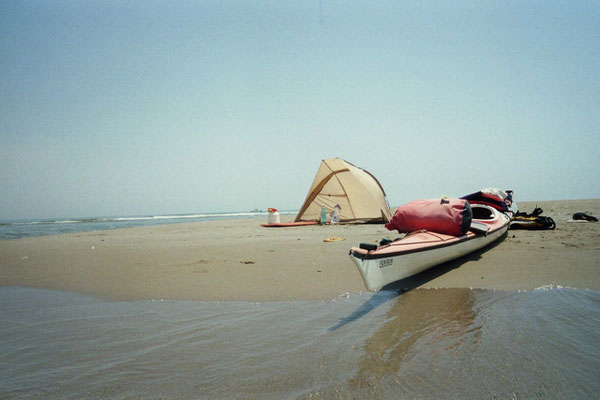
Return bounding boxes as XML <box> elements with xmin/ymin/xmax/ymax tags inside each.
<box><xmin>349</xmin><ymin>288</ymin><xmax>480</xmax><ymax>397</ymax></box>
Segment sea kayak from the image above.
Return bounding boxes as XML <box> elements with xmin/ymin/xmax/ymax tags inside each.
<box><xmin>349</xmin><ymin>204</ymin><xmax>510</xmax><ymax>291</ymax></box>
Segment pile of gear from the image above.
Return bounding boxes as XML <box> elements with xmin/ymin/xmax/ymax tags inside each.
<box><xmin>510</xmin><ymin>207</ymin><xmax>556</xmax><ymax>230</ymax></box>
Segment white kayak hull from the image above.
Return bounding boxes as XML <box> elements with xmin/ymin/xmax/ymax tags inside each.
<box><xmin>349</xmin><ymin>205</ymin><xmax>510</xmax><ymax>291</ymax></box>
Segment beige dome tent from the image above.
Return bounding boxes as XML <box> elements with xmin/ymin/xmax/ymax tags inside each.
<box><xmin>295</xmin><ymin>158</ymin><xmax>392</xmax><ymax>223</ymax></box>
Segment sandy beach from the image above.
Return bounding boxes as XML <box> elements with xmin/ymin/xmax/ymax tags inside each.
<box><xmin>1</xmin><ymin>199</ymin><xmax>599</xmax><ymax>301</ymax></box>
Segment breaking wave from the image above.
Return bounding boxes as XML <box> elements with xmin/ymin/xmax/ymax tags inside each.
<box><xmin>0</xmin><ymin>210</ymin><xmax>297</xmax><ymax>239</ymax></box>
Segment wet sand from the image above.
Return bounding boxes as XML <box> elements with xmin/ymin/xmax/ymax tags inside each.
<box><xmin>1</xmin><ymin>199</ymin><xmax>599</xmax><ymax>301</ymax></box>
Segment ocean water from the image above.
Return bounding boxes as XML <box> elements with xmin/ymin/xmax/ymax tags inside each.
<box><xmin>0</xmin><ymin>211</ymin><xmax>297</xmax><ymax>240</ymax></box>
<box><xmin>1</xmin><ymin>286</ymin><xmax>598</xmax><ymax>399</ymax></box>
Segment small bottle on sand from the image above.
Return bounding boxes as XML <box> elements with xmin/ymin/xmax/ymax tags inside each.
<box><xmin>331</xmin><ymin>204</ymin><xmax>341</xmax><ymax>223</ymax></box>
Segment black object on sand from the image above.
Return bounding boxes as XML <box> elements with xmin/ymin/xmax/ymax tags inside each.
<box><xmin>573</xmin><ymin>213</ymin><xmax>598</xmax><ymax>222</ymax></box>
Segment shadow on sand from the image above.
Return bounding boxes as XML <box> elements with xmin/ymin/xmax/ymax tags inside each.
<box><xmin>328</xmin><ymin>235</ymin><xmax>507</xmax><ymax>331</ymax></box>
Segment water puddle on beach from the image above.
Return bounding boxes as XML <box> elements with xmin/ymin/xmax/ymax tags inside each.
<box><xmin>1</xmin><ymin>286</ymin><xmax>599</xmax><ymax>399</ymax></box>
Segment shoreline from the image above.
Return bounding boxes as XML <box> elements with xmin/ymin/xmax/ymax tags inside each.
<box><xmin>1</xmin><ymin>199</ymin><xmax>599</xmax><ymax>301</ymax></box>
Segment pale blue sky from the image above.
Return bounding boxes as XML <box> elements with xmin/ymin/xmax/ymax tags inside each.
<box><xmin>1</xmin><ymin>1</ymin><xmax>599</xmax><ymax>219</ymax></box>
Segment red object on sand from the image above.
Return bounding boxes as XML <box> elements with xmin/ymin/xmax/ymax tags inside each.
<box><xmin>261</xmin><ymin>221</ymin><xmax>319</xmax><ymax>228</ymax></box>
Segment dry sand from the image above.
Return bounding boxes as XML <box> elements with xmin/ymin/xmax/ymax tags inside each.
<box><xmin>1</xmin><ymin>199</ymin><xmax>599</xmax><ymax>301</ymax></box>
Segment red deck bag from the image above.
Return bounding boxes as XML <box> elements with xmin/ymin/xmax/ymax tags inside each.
<box><xmin>385</xmin><ymin>198</ymin><xmax>472</xmax><ymax>236</ymax></box>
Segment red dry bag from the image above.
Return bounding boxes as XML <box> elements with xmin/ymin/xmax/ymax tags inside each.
<box><xmin>385</xmin><ymin>198</ymin><xmax>472</xmax><ymax>236</ymax></box>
